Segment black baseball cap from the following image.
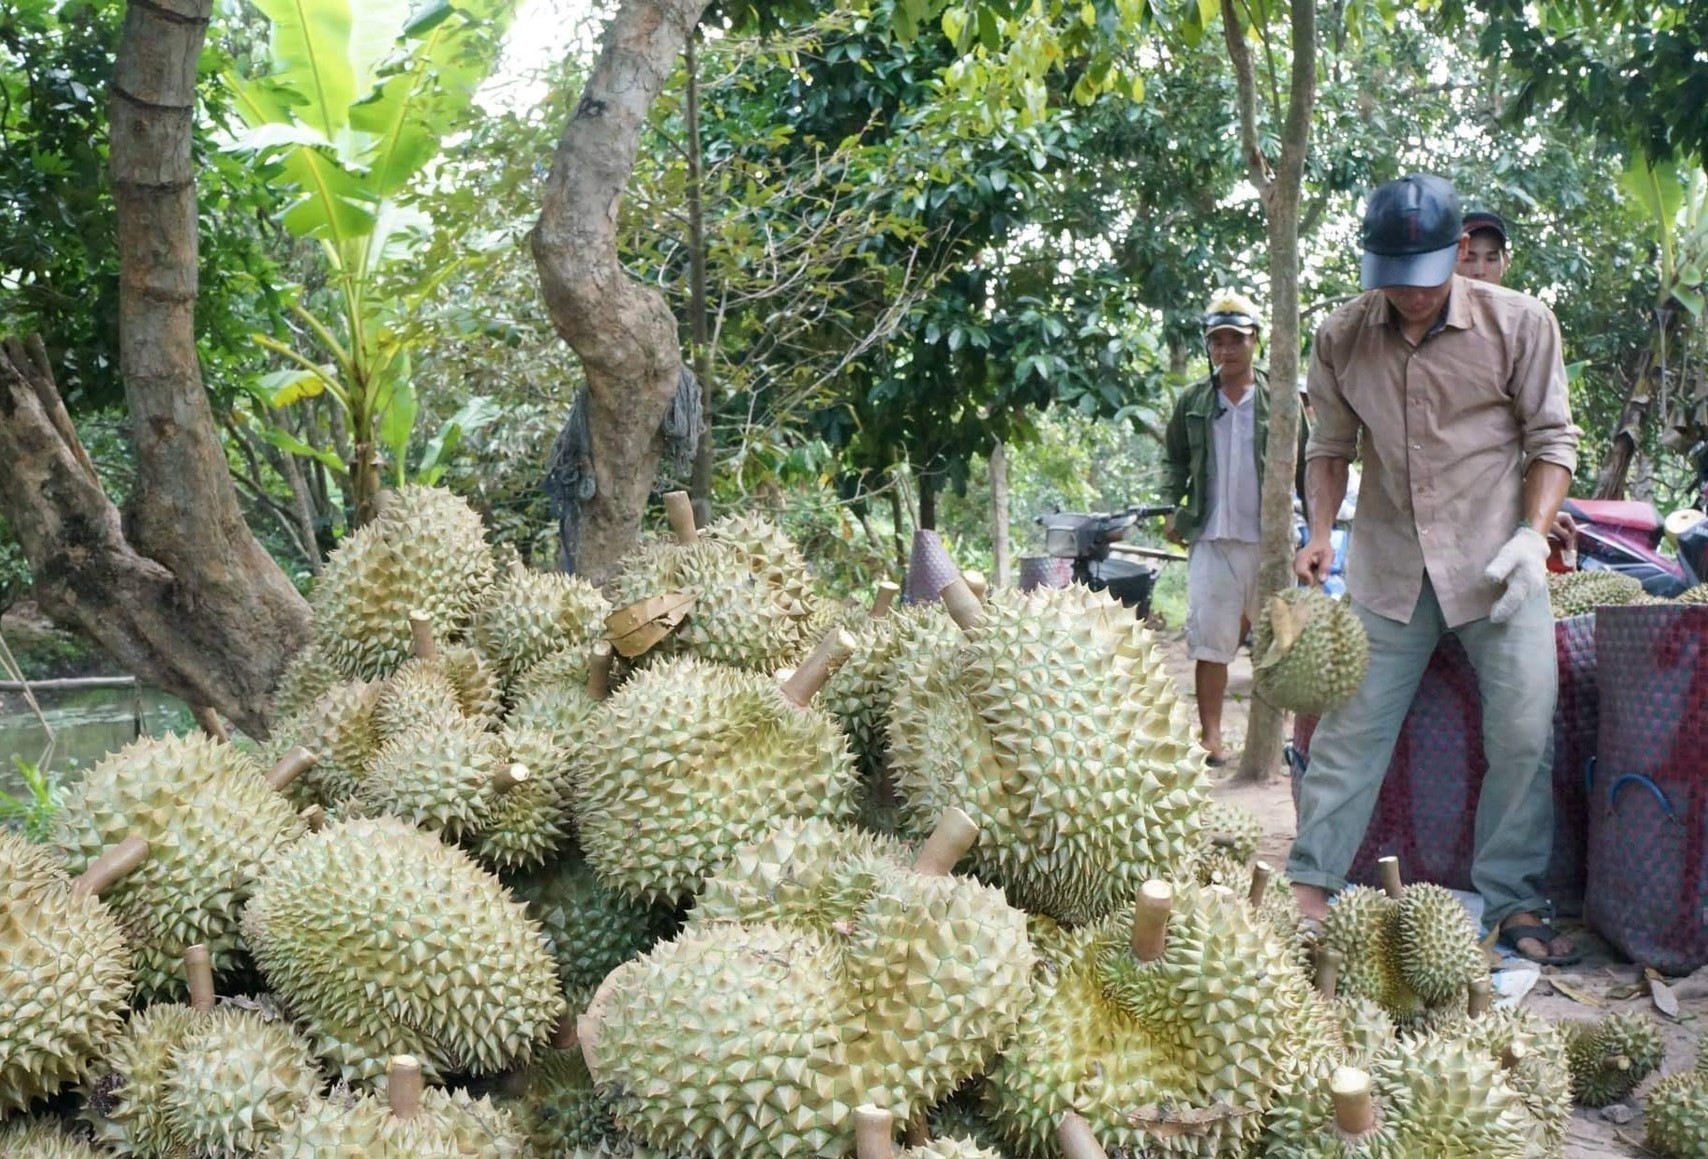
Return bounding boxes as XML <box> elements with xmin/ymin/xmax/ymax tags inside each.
<box><xmin>1360</xmin><ymin>174</ymin><xmax>1463</xmax><ymax>290</ymax></box>
<box><xmin>1462</xmin><ymin>210</ymin><xmax>1509</xmax><ymax>246</ymax></box>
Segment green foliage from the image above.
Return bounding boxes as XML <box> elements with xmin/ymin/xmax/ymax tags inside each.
<box><xmin>0</xmin><ymin>519</ymin><xmax>29</xmax><ymax>615</ymax></box>
<box><xmin>0</xmin><ymin>756</ymin><xmax>63</xmax><ymax>842</ymax></box>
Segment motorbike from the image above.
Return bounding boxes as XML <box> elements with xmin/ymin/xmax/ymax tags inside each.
<box><xmin>1549</xmin><ymin>441</ymin><xmax>1708</xmax><ymax>595</ymax></box>
<box><xmin>1033</xmin><ymin>504</ymin><xmax>1184</xmax><ymax>619</ymax></box>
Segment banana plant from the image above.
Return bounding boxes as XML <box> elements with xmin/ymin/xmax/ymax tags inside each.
<box><xmin>225</xmin><ymin>0</ymin><xmax>516</xmax><ymax>527</ymax></box>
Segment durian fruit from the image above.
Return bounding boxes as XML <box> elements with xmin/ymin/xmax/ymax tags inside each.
<box><xmin>985</xmin><ymin>880</ymin><xmax>1339</xmax><ymax>1158</ymax></box>
<box><xmin>242</xmin><ymin>816</ymin><xmax>565</xmax><ymax>1084</ymax></box>
<box><xmin>261</xmin><ymin>679</ymin><xmax>381</xmax><ymax>810</ymax></box>
<box><xmin>580</xmin><ymin>811</ymin><xmax>1035</xmax><ymax>1158</ymax></box>
<box><xmin>853</xmin><ymin>1103</ymin><xmax>1006</xmax><ymax>1159</ymax></box>
<box><xmin>51</xmin><ymin>733</ymin><xmax>310</xmax><ymax>1001</ymax></box>
<box><xmin>1193</xmin><ymin>799</ymin><xmax>1263</xmax><ymax>886</ymax></box>
<box><xmin>507</xmin><ymin>639</ymin><xmax>612</xmax><ymax>755</ymax></box>
<box><xmin>0</xmin><ymin>1119</ymin><xmax>110</xmax><ymax>1159</ymax></box>
<box><xmin>310</xmin><ymin>484</ymin><xmax>497</xmax><ymax>681</ymax></box>
<box><xmin>266</xmin><ymin>1054</ymin><xmax>526</xmax><ymax>1158</ymax></box>
<box><xmin>1647</xmin><ymin>1070</ymin><xmax>1708</xmax><ymax>1159</ymax></box>
<box><xmin>1678</xmin><ymin>583</ymin><xmax>1708</xmax><ymax>605</ymax></box>
<box><xmin>1564</xmin><ymin>1012</ymin><xmax>1666</xmax><ymax>1106</ymax></box>
<box><xmin>1392</xmin><ymin>880</ymin><xmax>1486</xmax><ymax>1006</ymax></box>
<box><xmin>357</xmin><ymin>716</ymin><xmax>514</xmax><ymax>840</ymax></box>
<box><xmin>162</xmin><ymin>1005</ymin><xmax>322</xmax><ymax>1155</ymax></box>
<box><xmin>607</xmin><ymin>491</ymin><xmax>814</xmax><ymax>673</ymax></box>
<box><xmin>574</xmin><ymin>632</ymin><xmax>860</xmax><ymax>906</ymax></box>
<box><xmin>507</xmin><ymin>1036</ymin><xmax>618</xmax><ymax>1155</ymax></box>
<box><xmin>1547</xmin><ymin>569</ymin><xmax>1645</xmax><ymax>618</ymax></box>
<box><xmin>467</xmin><ymin>725</ymin><xmax>578</xmax><ymax>871</ymax></box>
<box><xmin>1251</xmin><ymin>586</ymin><xmax>1369</xmax><ymax>715</ymax></box>
<box><xmin>471</xmin><ymin>563</ymin><xmax>611</xmax><ymax>686</ymax></box>
<box><xmin>0</xmin><ymin>830</ymin><xmax>138</xmax><ymax>1116</ymax></box>
<box><xmin>1447</xmin><ymin>1004</ymin><xmax>1574</xmax><ymax>1154</ymax></box>
<box><xmin>506</xmin><ymin>849</ymin><xmax>677</xmax><ymax>1013</ymax></box>
<box><xmin>270</xmin><ymin>640</ymin><xmax>340</xmax><ymax>718</ymax></box>
<box><xmin>886</xmin><ymin>580</ymin><xmax>1208</xmax><ymax>926</ymax></box>
<box><xmin>368</xmin><ymin>613</ymin><xmax>505</xmax><ymax>733</ymax></box>
<box><xmin>82</xmin><ymin>1000</ymin><xmax>201</xmax><ymax>1156</ymax></box>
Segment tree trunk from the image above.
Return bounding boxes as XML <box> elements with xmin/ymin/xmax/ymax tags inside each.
<box><xmin>918</xmin><ymin>474</ymin><xmax>937</xmax><ymax>531</ymax></box>
<box><xmin>1594</xmin><ymin>304</ymin><xmax>1679</xmax><ymax>499</ymax></box>
<box><xmin>0</xmin><ymin>1</ymin><xmax>312</xmax><ymax>737</ymax></box>
<box><xmin>1223</xmin><ymin>0</ymin><xmax>1316</xmax><ymax>784</ymax></box>
<box><xmin>531</xmin><ymin>0</ymin><xmax>708</xmax><ymax>585</ymax></box>
<box><xmin>887</xmin><ymin>485</ymin><xmax>908</xmax><ymax>574</ymax></box>
<box><xmin>989</xmin><ymin>440</ymin><xmax>1011</xmax><ymax>588</ymax></box>
<box><xmin>683</xmin><ymin>33</ymin><xmax>715</xmax><ymax>529</ymax></box>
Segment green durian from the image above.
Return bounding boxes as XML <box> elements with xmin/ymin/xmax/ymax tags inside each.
<box><xmin>52</xmin><ymin>733</ymin><xmax>306</xmax><ymax>1002</ymax></box>
<box><xmin>575</xmin><ymin>652</ymin><xmax>858</xmax><ymax>905</ymax></box>
<box><xmin>1194</xmin><ymin>798</ymin><xmax>1263</xmax><ymax>886</ymax></box>
<box><xmin>1251</xmin><ymin>586</ymin><xmax>1369</xmax><ymax>715</ymax></box>
<box><xmin>0</xmin><ymin>830</ymin><xmax>133</xmax><ymax>1116</ymax></box>
<box><xmin>507</xmin><ymin>642</ymin><xmax>609</xmax><ymax>754</ymax></box>
<box><xmin>1332</xmin><ymin>997</ymin><xmax>1395</xmax><ymax>1065</ymax></box>
<box><xmin>1647</xmin><ymin>1072</ymin><xmax>1708</xmax><ymax>1159</ymax></box>
<box><xmin>267</xmin><ymin>1068</ymin><xmax>526</xmax><ymax>1158</ymax></box>
<box><xmin>1316</xmin><ymin>886</ymin><xmax>1424</xmax><ymax>1025</ymax></box>
<box><xmin>310</xmin><ymin>485</ymin><xmax>496</xmax><ymax>681</ymax></box>
<box><xmin>1547</xmin><ymin>569</ymin><xmax>1645</xmax><ymax>618</ymax></box>
<box><xmin>1564</xmin><ymin>1013</ymin><xmax>1665</xmax><ymax>1106</ymax></box>
<box><xmin>0</xmin><ymin>1119</ymin><xmax>111</xmax><ymax>1159</ymax></box>
<box><xmin>83</xmin><ymin>1002</ymin><xmax>200</xmax><ymax>1157</ymax></box>
<box><xmin>467</xmin><ymin>725</ymin><xmax>578</xmax><ymax>871</ymax></box>
<box><xmin>886</xmin><ymin>585</ymin><xmax>1208</xmax><ymax>926</ymax></box>
<box><xmin>261</xmin><ymin>679</ymin><xmax>380</xmax><ymax>809</ymax></box>
<box><xmin>242</xmin><ymin>817</ymin><xmax>565</xmax><ymax>1083</ymax></box>
<box><xmin>509</xmin><ymin>1047</ymin><xmax>616</xmax><ymax>1155</ymax></box>
<box><xmin>902</xmin><ymin>1142</ymin><xmax>1006</xmax><ymax>1159</ymax></box>
<box><xmin>818</xmin><ymin>597</ymin><xmax>950</xmax><ymax>775</ymax></box>
<box><xmin>162</xmin><ymin>1007</ymin><xmax>322</xmax><ymax>1156</ymax></box>
<box><xmin>371</xmin><ymin>659</ymin><xmax>468</xmax><ymax>742</ymax></box>
<box><xmin>1393</xmin><ymin>882</ymin><xmax>1486</xmax><ymax>1006</ymax></box>
<box><xmin>357</xmin><ymin>717</ymin><xmax>510</xmax><ymax>840</ymax></box>
<box><xmin>270</xmin><ymin>640</ymin><xmax>341</xmax><ymax>718</ymax></box>
<box><xmin>470</xmin><ymin>566</ymin><xmax>611</xmax><ymax>686</ymax></box>
<box><xmin>1449</xmin><ymin>1006</ymin><xmax>1573</xmax><ymax>1154</ymax></box>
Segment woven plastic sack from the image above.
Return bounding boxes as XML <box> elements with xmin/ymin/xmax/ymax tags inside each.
<box><xmin>1584</xmin><ymin>604</ymin><xmax>1708</xmax><ymax>974</ymax></box>
<box><xmin>1018</xmin><ymin>555</ymin><xmax>1072</xmax><ymax>592</ymax></box>
<box><xmin>1288</xmin><ymin>618</ymin><xmax>1595</xmax><ymax>908</ymax></box>
<box><xmin>902</xmin><ymin>529</ymin><xmax>959</xmax><ymax>605</ymax></box>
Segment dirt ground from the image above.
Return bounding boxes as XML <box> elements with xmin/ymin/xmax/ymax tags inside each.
<box><xmin>1156</xmin><ymin>629</ymin><xmax>1702</xmax><ymax>1159</ymax></box>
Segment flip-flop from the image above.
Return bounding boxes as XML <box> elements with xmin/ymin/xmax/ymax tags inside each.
<box><xmin>1205</xmin><ymin>754</ymin><xmax>1229</xmax><ymax>768</ymax></box>
<box><xmin>1497</xmin><ymin>921</ymin><xmax>1583</xmax><ymax>967</ymax></box>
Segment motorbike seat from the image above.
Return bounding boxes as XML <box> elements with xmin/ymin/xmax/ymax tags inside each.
<box><xmin>1563</xmin><ymin>498</ymin><xmax>1664</xmax><ymax>535</ymax></box>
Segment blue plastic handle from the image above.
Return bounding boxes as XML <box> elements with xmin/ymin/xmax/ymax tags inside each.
<box><xmin>1606</xmin><ymin>772</ymin><xmax>1677</xmax><ymax>819</ymax></box>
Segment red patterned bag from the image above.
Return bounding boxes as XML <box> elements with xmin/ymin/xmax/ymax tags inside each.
<box><xmin>1584</xmin><ymin>605</ymin><xmax>1708</xmax><ymax>974</ymax></box>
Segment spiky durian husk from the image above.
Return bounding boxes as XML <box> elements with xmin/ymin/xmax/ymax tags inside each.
<box><xmin>82</xmin><ymin>1003</ymin><xmax>199</xmax><ymax>1157</ymax></box>
<box><xmin>1564</xmin><ymin>1013</ymin><xmax>1665</xmax><ymax>1106</ymax></box>
<box><xmin>886</xmin><ymin>586</ymin><xmax>1207</xmax><ymax>927</ymax></box>
<box><xmin>1647</xmin><ymin>1072</ymin><xmax>1708</xmax><ymax>1159</ymax></box>
<box><xmin>242</xmin><ymin>817</ymin><xmax>565</xmax><ymax>1081</ymax></box>
<box><xmin>690</xmin><ymin>818</ymin><xmax>1036</xmax><ymax>1120</ymax></box>
<box><xmin>901</xmin><ymin>1141</ymin><xmax>1006</xmax><ymax>1159</ymax></box>
<box><xmin>0</xmin><ymin>1119</ymin><xmax>110</xmax><ymax>1159</ymax></box>
<box><xmin>1393</xmin><ymin>882</ymin><xmax>1486</xmax><ymax>1006</ymax></box>
<box><xmin>470</xmin><ymin>568</ymin><xmax>610</xmax><ymax>687</ymax></box>
<box><xmin>467</xmin><ymin>725</ymin><xmax>577</xmax><ymax>871</ymax></box>
<box><xmin>1678</xmin><ymin>583</ymin><xmax>1708</xmax><ymax>605</ymax></box>
<box><xmin>51</xmin><ymin>732</ymin><xmax>306</xmax><ymax>1002</ymax></box>
<box><xmin>701</xmin><ymin>512</ymin><xmax>820</xmax><ymax>629</ymax></box>
<box><xmin>0</xmin><ymin>831</ymin><xmax>132</xmax><ymax>1116</ymax></box>
<box><xmin>574</xmin><ymin>656</ymin><xmax>858</xmax><ymax>905</ymax></box>
<box><xmin>1547</xmin><ymin>569</ymin><xmax>1645</xmax><ymax>618</ymax></box>
<box><xmin>1449</xmin><ymin>1007</ymin><xmax>1573</xmax><ymax>1153</ymax></box>
<box><xmin>262</xmin><ymin>680</ymin><xmax>380</xmax><ymax>809</ymax></box>
<box><xmin>1316</xmin><ymin>886</ymin><xmax>1424</xmax><ymax>1025</ymax></box>
<box><xmin>1251</xmin><ymin>587</ymin><xmax>1370</xmax><ymax>715</ymax></box>
<box><xmin>271</xmin><ymin>641</ymin><xmax>340</xmax><ymax>719</ymax></box>
<box><xmin>371</xmin><ymin>661</ymin><xmax>467</xmax><ymax>742</ymax></box>
<box><xmin>607</xmin><ymin>531</ymin><xmax>809</xmax><ymax>673</ymax></box>
<box><xmin>588</xmin><ymin>922</ymin><xmax>857</xmax><ymax>1158</ymax></box>
<box><xmin>310</xmin><ymin>485</ymin><xmax>496</xmax><ymax>681</ymax></box>
<box><xmin>268</xmin><ymin>1086</ymin><xmax>526</xmax><ymax>1157</ymax></box>
<box><xmin>1333</xmin><ymin>997</ymin><xmax>1396</xmax><ymax>1064</ymax></box>
<box><xmin>819</xmin><ymin>605</ymin><xmax>958</xmax><ymax>779</ymax></box>
<box><xmin>511</xmin><ymin>1048</ymin><xmax>617</xmax><ymax>1154</ymax></box>
<box><xmin>357</xmin><ymin>718</ymin><xmax>507</xmax><ymax>840</ymax></box>
<box><xmin>506</xmin><ymin>854</ymin><xmax>677</xmax><ymax>1014</ymax></box>
<box><xmin>162</xmin><ymin>1007</ymin><xmax>322</xmax><ymax>1155</ymax></box>
<box><xmin>438</xmin><ymin>643</ymin><xmax>505</xmax><ymax>721</ymax></box>
<box><xmin>507</xmin><ymin>645</ymin><xmax>605</xmax><ymax>754</ymax></box>
<box><xmin>1193</xmin><ymin>799</ymin><xmax>1264</xmax><ymax>887</ymax></box>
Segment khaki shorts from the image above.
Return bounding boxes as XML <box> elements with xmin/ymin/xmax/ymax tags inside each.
<box><xmin>1185</xmin><ymin>538</ymin><xmax>1262</xmax><ymax>663</ymax></box>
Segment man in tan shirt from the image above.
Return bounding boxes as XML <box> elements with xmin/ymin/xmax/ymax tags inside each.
<box><xmin>1287</xmin><ymin>174</ymin><xmax>1580</xmax><ymax>965</ymax></box>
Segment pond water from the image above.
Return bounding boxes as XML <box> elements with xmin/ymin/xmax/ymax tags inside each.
<box><xmin>0</xmin><ymin>684</ymin><xmax>196</xmax><ymax>800</ymax></box>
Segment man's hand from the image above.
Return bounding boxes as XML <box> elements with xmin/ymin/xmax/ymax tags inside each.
<box><xmin>1294</xmin><ymin>539</ymin><xmax>1335</xmax><ymax>585</ymax></box>
<box><xmin>1164</xmin><ymin>513</ymin><xmax>1185</xmax><ymax>548</ymax></box>
<box><xmin>1484</xmin><ymin>526</ymin><xmax>1550</xmax><ymax>623</ymax></box>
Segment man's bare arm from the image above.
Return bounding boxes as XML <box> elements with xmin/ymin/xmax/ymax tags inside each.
<box><xmin>1305</xmin><ymin>457</ymin><xmax>1350</xmax><ymax>544</ymax></box>
<box><xmin>1521</xmin><ymin>461</ymin><xmax>1572</xmax><ymax>536</ymax></box>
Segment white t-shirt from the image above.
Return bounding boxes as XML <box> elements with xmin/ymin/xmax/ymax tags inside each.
<box><xmin>1202</xmin><ymin>384</ymin><xmax>1261</xmax><ymax>544</ymax></box>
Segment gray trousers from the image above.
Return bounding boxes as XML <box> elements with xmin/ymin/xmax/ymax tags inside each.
<box><xmin>1285</xmin><ymin>575</ymin><xmax>1558</xmax><ymax>927</ymax></box>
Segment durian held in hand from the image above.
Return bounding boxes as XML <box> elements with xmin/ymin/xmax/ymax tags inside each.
<box><xmin>1252</xmin><ymin>584</ymin><xmax>1369</xmax><ymax>715</ymax></box>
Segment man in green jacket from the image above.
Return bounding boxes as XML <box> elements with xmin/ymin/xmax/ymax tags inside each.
<box><xmin>1162</xmin><ymin>291</ymin><xmax>1305</xmax><ymax>765</ymax></box>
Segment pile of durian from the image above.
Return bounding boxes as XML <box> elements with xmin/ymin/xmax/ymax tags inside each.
<box><xmin>0</xmin><ymin>484</ymin><xmax>1631</xmax><ymax>1157</ymax></box>
<box><xmin>1546</xmin><ymin>569</ymin><xmax>1645</xmax><ymax>618</ymax></box>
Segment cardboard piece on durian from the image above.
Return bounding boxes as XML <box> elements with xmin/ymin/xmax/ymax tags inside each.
<box><xmin>604</xmin><ymin>590</ymin><xmax>695</xmax><ymax>657</ymax></box>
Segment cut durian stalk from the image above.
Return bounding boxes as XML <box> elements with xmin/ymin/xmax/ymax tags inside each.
<box><xmin>587</xmin><ymin>638</ymin><xmax>613</xmax><ymax>700</ymax></box>
<box><xmin>856</xmin><ymin>1104</ymin><xmax>896</xmax><ymax>1158</ymax></box>
<box><xmin>1330</xmin><ymin>1065</ymin><xmax>1378</xmax><ymax>1136</ymax></box>
<box><xmin>1469</xmin><ymin>977</ymin><xmax>1494</xmax><ymax>1017</ymax></box>
<box><xmin>662</xmin><ymin>489</ymin><xmax>699</xmax><ymax>544</ymax></box>
<box><xmin>1378</xmin><ymin>854</ymin><xmax>1404</xmax><ymax>899</ymax></box>
<box><xmin>184</xmin><ymin>941</ymin><xmax>216</xmax><ymax>1012</ymax></box>
<box><xmin>409</xmin><ymin>609</ymin><xmax>441</xmax><ymax>662</ymax></box>
<box><xmin>1057</xmin><ymin>1111</ymin><xmax>1109</xmax><ymax>1158</ymax></box>
<box><xmin>266</xmin><ymin>745</ymin><xmax>320</xmax><ymax>793</ymax></box>
<box><xmin>780</xmin><ymin>627</ymin><xmax>857</xmax><ymax>707</ymax></box>
<box><xmin>491</xmin><ymin>763</ymin><xmax>530</xmax><ymax>794</ymax></box>
<box><xmin>301</xmin><ymin>804</ymin><xmax>327</xmax><ymax>831</ymax></box>
<box><xmin>1249</xmin><ymin>860</ymin><xmax>1272</xmax><ymax>907</ymax></box>
<box><xmin>939</xmin><ymin>576</ymin><xmax>983</xmax><ymax>629</ymax></box>
<box><xmin>1129</xmin><ymin>879</ymin><xmax>1174</xmax><ymax>963</ymax></box>
<box><xmin>389</xmin><ymin>1054</ymin><xmax>425</xmax><ymax>1119</ymax></box>
<box><xmin>871</xmin><ymin>581</ymin><xmax>899</xmax><ymax>619</ymax></box>
<box><xmin>68</xmin><ymin>831</ymin><xmax>150</xmax><ymax>898</ymax></box>
<box><xmin>1315</xmin><ymin>946</ymin><xmax>1344</xmax><ymax>998</ymax></box>
<box><xmin>911</xmin><ymin>805</ymin><xmax>980</xmax><ymax>875</ymax></box>
<box><xmin>964</xmin><ymin>571</ymin><xmax>988</xmax><ymax>602</ymax></box>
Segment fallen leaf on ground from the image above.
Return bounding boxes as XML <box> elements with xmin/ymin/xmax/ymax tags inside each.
<box><xmin>1549</xmin><ymin>977</ymin><xmax>1605</xmax><ymax>1007</ymax></box>
<box><xmin>1646</xmin><ymin>967</ymin><xmax>1682</xmax><ymax>1018</ymax></box>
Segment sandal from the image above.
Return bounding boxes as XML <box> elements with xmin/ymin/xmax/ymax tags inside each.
<box><xmin>1497</xmin><ymin>920</ymin><xmax>1583</xmax><ymax>967</ymax></box>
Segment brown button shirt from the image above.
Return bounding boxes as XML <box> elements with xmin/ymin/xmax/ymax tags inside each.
<box><xmin>1305</xmin><ymin>276</ymin><xmax>1580</xmax><ymax>627</ymax></box>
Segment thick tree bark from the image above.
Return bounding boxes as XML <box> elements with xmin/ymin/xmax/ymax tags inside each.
<box><xmin>683</xmin><ymin>33</ymin><xmax>715</xmax><ymax>530</ymax></box>
<box><xmin>1594</xmin><ymin>304</ymin><xmax>1680</xmax><ymax>499</ymax></box>
<box><xmin>1224</xmin><ymin>0</ymin><xmax>1316</xmax><ymax>784</ymax></box>
<box><xmin>989</xmin><ymin>440</ymin><xmax>1011</xmax><ymax>588</ymax></box>
<box><xmin>532</xmin><ymin>0</ymin><xmax>708</xmax><ymax>584</ymax></box>
<box><xmin>0</xmin><ymin>0</ymin><xmax>311</xmax><ymax>738</ymax></box>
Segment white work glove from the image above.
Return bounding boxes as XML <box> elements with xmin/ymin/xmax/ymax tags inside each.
<box><xmin>1484</xmin><ymin>525</ymin><xmax>1550</xmax><ymax>624</ymax></box>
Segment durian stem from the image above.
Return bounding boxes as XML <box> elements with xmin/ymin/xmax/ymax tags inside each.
<box><xmin>1377</xmin><ymin>856</ymin><xmax>1403</xmax><ymax>899</ymax></box>
<box><xmin>853</xmin><ymin>1105</ymin><xmax>895</xmax><ymax>1159</ymax></box>
<box><xmin>964</xmin><ymin>570</ymin><xmax>988</xmax><ymax>602</ymax></box>
<box><xmin>191</xmin><ymin>704</ymin><xmax>229</xmax><ymax>743</ymax></box>
<box><xmin>387</xmin><ymin>1055</ymin><xmax>424</xmax><ymax>1119</ymax></box>
<box><xmin>1249</xmin><ymin>860</ymin><xmax>1272</xmax><ymax>907</ymax></box>
<box><xmin>1468</xmin><ymin>977</ymin><xmax>1493</xmax><ymax>1017</ymax></box>
<box><xmin>491</xmin><ymin>763</ymin><xmax>530</xmax><ymax>795</ymax></box>
<box><xmin>940</xmin><ymin>577</ymin><xmax>983</xmax><ymax>630</ymax></box>
<box><xmin>1610</xmin><ymin>1055</ymin><xmax>1631</xmax><ymax>1072</ymax></box>
<box><xmin>299</xmin><ymin>805</ymin><xmax>326</xmax><ymax>832</ymax></box>
<box><xmin>1330</xmin><ymin>1066</ymin><xmax>1377</xmax><ymax>1136</ymax></box>
<box><xmin>265</xmin><ymin>746</ymin><xmax>319</xmax><ymax>792</ymax></box>
<box><xmin>407</xmin><ymin>611</ymin><xmax>439</xmax><ymax>662</ymax></box>
<box><xmin>663</xmin><ymin>490</ymin><xmax>699</xmax><ymax>544</ymax></box>
<box><xmin>184</xmin><ymin>944</ymin><xmax>216</xmax><ymax>1011</ymax></box>
<box><xmin>1501</xmin><ymin>1040</ymin><xmax>1528</xmax><ymax>1070</ymax></box>
<box><xmin>70</xmin><ymin>834</ymin><xmax>149</xmax><ymax>898</ymax></box>
<box><xmin>912</xmin><ymin>806</ymin><xmax>980</xmax><ymax>876</ymax></box>
<box><xmin>551</xmin><ymin>1012</ymin><xmax>579</xmax><ymax>1051</ymax></box>
<box><xmin>1057</xmin><ymin>1111</ymin><xmax>1110</xmax><ymax>1159</ymax></box>
<box><xmin>870</xmin><ymin>581</ymin><xmax>899</xmax><ymax>620</ymax></box>
<box><xmin>1130</xmin><ymin>880</ymin><xmax>1174</xmax><ymax>963</ymax></box>
<box><xmin>778</xmin><ymin>628</ymin><xmax>856</xmax><ymax>707</ymax></box>
<box><xmin>587</xmin><ymin>639</ymin><xmax>614</xmax><ymax>701</ymax></box>
<box><xmin>902</xmin><ymin>1114</ymin><xmax>928</xmax><ymax>1146</ymax></box>
<box><xmin>1314</xmin><ymin>947</ymin><xmax>1343</xmax><ymax>999</ymax></box>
